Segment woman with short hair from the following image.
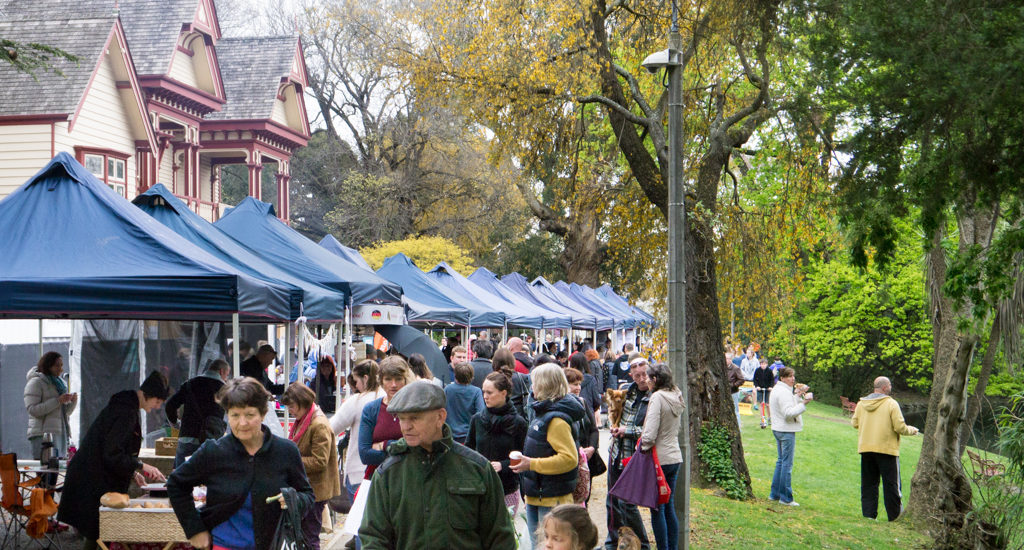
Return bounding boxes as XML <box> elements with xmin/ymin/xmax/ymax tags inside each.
<box><xmin>510</xmin><ymin>363</ymin><xmax>585</xmax><ymax>547</ymax></box>
<box><xmin>640</xmin><ymin>363</ymin><xmax>684</xmax><ymax>550</ymax></box>
<box><xmin>358</xmin><ymin>356</ymin><xmax>412</xmax><ymax>478</ymax></box>
<box><xmin>281</xmin><ymin>383</ymin><xmax>340</xmax><ymax>549</ymax></box>
<box><xmin>167</xmin><ymin>377</ymin><xmax>314</xmax><ymax>550</ymax></box>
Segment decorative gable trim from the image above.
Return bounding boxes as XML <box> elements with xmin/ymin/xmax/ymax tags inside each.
<box><xmin>69</xmin><ymin>19</ymin><xmax>158</xmax><ymax>154</ymax></box>
<box><xmin>289</xmin><ymin>40</ymin><xmax>310</xmax><ymax>88</ymax></box>
<box><xmin>193</xmin><ymin>0</ymin><xmax>222</xmax><ymax>42</ymax></box>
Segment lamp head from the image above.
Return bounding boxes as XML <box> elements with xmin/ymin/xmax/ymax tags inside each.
<box><xmin>641</xmin><ymin>48</ymin><xmax>680</xmax><ymax>74</ymax></box>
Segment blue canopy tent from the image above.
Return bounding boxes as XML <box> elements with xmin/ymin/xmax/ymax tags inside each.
<box><xmin>376</xmin><ymin>254</ymin><xmax>471</xmax><ymax>327</ymax></box>
<box><xmin>134</xmin><ymin>184</ymin><xmax>347</xmax><ymax>323</ymax></box>
<box><xmin>215</xmin><ymin>198</ymin><xmax>403</xmax><ymax>310</ymax></box>
<box><xmin>573</xmin><ymin>283</ymin><xmax>639</xmax><ymax>328</ymax></box>
<box><xmin>427</xmin><ymin>262</ymin><xmax>543</xmax><ymax>330</ymax></box>
<box><xmin>555</xmin><ymin>281</ymin><xmax>634</xmax><ymax>329</ymax></box>
<box><xmin>595</xmin><ymin>284</ymin><xmax>656</xmax><ymax>327</ymax></box>
<box><xmin>468</xmin><ymin>267</ymin><xmax>572</xmax><ymax>329</ymax></box>
<box><xmin>319</xmin><ymin>235</ymin><xmax>372</xmax><ymax>271</ymax></box>
<box><xmin>500</xmin><ymin>272</ymin><xmax>596</xmax><ymax>330</ymax></box>
<box><xmin>0</xmin><ymin>153</ymin><xmax>292</xmax><ymax>322</ymax></box>
<box><xmin>532</xmin><ymin>277</ymin><xmax>612</xmax><ymax>332</ymax></box>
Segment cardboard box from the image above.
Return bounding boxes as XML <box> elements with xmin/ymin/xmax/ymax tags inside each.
<box><xmin>154</xmin><ymin>437</ymin><xmax>178</xmax><ymax>456</ymax></box>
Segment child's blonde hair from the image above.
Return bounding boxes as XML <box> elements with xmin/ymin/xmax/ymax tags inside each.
<box><xmin>536</xmin><ymin>504</ymin><xmax>598</xmax><ymax>550</ymax></box>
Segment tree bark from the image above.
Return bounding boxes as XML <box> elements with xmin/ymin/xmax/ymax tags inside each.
<box><xmin>908</xmin><ymin>201</ymin><xmax>999</xmax><ymax>543</ymax></box>
<box><xmin>959</xmin><ymin>317</ymin><xmax>1000</xmax><ymax>456</ymax></box>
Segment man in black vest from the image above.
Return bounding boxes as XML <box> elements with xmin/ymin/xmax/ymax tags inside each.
<box><xmin>164</xmin><ymin>359</ymin><xmax>229</xmax><ymax>467</ymax></box>
<box><xmin>240</xmin><ymin>344</ymin><xmax>283</xmax><ymax>394</ymax></box>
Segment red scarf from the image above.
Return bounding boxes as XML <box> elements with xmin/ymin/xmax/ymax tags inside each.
<box><xmin>288</xmin><ymin>404</ymin><xmax>321</xmax><ymax>443</ymax></box>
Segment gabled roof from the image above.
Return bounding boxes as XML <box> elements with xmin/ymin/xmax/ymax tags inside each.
<box><xmin>116</xmin><ymin>0</ymin><xmax>204</xmax><ymax>76</ymax></box>
<box><xmin>205</xmin><ymin>36</ymin><xmax>304</xmax><ymax>122</ymax></box>
<box><xmin>0</xmin><ymin>16</ymin><xmax>115</xmax><ymax>116</ymax></box>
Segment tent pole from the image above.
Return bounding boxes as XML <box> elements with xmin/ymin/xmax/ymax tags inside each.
<box><xmin>346</xmin><ymin>303</ymin><xmax>353</xmax><ymax>376</ymax></box>
<box><xmin>502</xmin><ymin>325</ymin><xmax>508</xmax><ymax>347</ymax></box>
<box><xmin>284</xmin><ymin>323</ymin><xmax>292</xmax><ymax>428</ymax></box>
<box><xmin>335</xmin><ymin>322</ymin><xmax>344</xmax><ymax>412</ymax></box>
<box><xmin>232</xmin><ymin>314</ymin><xmax>240</xmax><ymax>379</ymax></box>
<box><xmin>38</xmin><ymin>319</ymin><xmax>43</xmax><ymax>358</ymax></box>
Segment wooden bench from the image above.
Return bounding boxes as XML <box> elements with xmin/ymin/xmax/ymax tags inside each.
<box><xmin>966</xmin><ymin>449</ymin><xmax>1005</xmax><ymax>483</ymax></box>
<box><xmin>840</xmin><ymin>396</ymin><xmax>857</xmax><ymax>416</ymax></box>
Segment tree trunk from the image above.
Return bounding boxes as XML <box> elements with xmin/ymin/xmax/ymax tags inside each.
<box><xmin>959</xmin><ymin>317</ymin><xmax>1000</xmax><ymax>456</ymax></box>
<box><xmin>908</xmin><ymin>202</ymin><xmax>999</xmax><ymax>544</ymax></box>
<box><xmin>560</xmin><ymin>210</ymin><xmax>603</xmax><ymax>286</ymax></box>
<box><xmin>685</xmin><ymin>209</ymin><xmax>752</xmax><ymax>493</ymax></box>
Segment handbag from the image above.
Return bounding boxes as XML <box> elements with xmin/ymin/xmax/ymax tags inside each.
<box><xmin>327</xmin><ymin>487</ymin><xmax>353</xmax><ymax>514</ymax></box>
<box><xmin>587</xmin><ymin>447</ymin><xmax>607</xmax><ymax>478</ymax></box>
<box><xmin>653</xmin><ymin>448</ymin><xmax>671</xmax><ymax>505</ymax></box>
<box><xmin>572</xmin><ymin>447</ymin><xmax>591</xmax><ymax>504</ymax></box>
<box><xmin>608</xmin><ymin>444</ymin><xmax>660</xmax><ymax>509</ymax></box>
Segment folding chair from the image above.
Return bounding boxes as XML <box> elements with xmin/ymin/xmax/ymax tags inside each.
<box><xmin>0</xmin><ymin>453</ymin><xmax>63</xmax><ymax>550</ymax></box>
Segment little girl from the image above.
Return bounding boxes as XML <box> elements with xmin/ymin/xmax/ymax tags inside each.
<box><xmin>536</xmin><ymin>504</ymin><xmax>599</xmax><ymax>550</ymax></box>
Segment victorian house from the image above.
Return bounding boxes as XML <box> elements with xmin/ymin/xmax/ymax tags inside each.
<box><xmin>0</xmin><ymin>0</ymin><xmax>310</xmax><ymax>222</ymax></box>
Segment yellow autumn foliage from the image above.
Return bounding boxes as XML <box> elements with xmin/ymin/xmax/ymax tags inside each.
<box><xmin>360</xmin><ymin>236</ymin><xmax>476</xmax><ymax>274</ymax></box>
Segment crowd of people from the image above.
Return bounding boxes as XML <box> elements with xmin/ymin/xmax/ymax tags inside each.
<box><xmin>19</xmin><ymin>332</ymin><xmax>924</xmax><ymax>550</ymax></box>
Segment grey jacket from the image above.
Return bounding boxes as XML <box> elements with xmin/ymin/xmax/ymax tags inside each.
<box><xmin>640</xmin><ymin>388</ymin><xmax>684</xmax><ymax>465</ymax></box>
<box><xmin>769</xmin><ymin>381</ymin><xmax>805</xmax><ymax>432</ymax></box>
<box><xmin>24</xmin><ymin>367</ymin><xmax>75</xmax><ymax>438</ymax></box>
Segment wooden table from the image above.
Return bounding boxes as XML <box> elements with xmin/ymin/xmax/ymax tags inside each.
<box><xmin>97</xmin><ymin>498</ymin><xmax>189</xmax><ymax>550</ymax></box>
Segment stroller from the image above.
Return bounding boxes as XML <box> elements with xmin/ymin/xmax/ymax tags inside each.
<box><xmin>267</xmin><ymin>488</ymin><xmax>311</xmax><ymax>550</ymax></box>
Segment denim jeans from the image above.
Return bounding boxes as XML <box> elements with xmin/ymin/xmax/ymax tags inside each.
<box><xmin>769</xmin><ymin>431</ymin><xmax>796</xmax><ymax>503</ymax></box>
<box><xmin>525</xmin><ymin>504</ymin><xmax>553</xmax><ymax>549</ymax></box>
<box><xmin>345</xmin><ymin>478</ymin><xmax>362</xmax><ymax>550</ymax></box>
<box><xmin>650</xmin><ymin>462</ymin><xmax>681</xmax><ymax>550</ymax></box>
<box><xmin>731</xmin><ymin>391</ymin><xmax>742</xmax><ymax>425</ymax></box>
<box><xmin>173</xmin><ymin>438</ymin><xmax>202</xmax><ymax>469</ymax></box>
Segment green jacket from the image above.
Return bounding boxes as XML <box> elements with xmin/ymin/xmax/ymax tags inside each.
<box><xmin>360</xmin><ymin>424</ymin><xmax>516</xmax><ymax>550</ymax></box>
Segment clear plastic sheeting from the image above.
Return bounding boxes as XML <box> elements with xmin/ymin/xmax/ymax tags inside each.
<box><xmin>70</xmin><ymin>320</ymin><xmax>230</xmax><ymax>448</ymax></box>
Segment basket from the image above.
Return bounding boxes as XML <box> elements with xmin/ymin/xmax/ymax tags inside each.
<box><xmin>99</xmin><ymin>500</ymin><xmax>188</xmax><ymax>543</ymax></box>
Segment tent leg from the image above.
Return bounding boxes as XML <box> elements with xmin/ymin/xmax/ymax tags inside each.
<box><xmin>502</xmin><ymin>325</ymin><xmax>508</xmax><ymax>346</ymax></box>
<box><xmin>335</xmin><ymin>322</ymin><xmax>344</xmax><ymax>412</ymax></box>
<box><xmin>232</xmin><ymin>314</ymin><xmax>240</xmax><ymax>379</ymax></box>
<box><xmin>38</xmin><ymin>319</ymin><xmax>43</xmax><ymax>358</ymax></box>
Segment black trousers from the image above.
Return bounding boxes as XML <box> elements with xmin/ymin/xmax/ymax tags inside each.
<box><xmin>861</xmin><ymin>452</ymin><xmax>902</xmax><ymax>521</ymax></box>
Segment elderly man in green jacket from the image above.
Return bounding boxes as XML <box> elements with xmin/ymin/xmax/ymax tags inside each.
<box><xmin>359</xmin><ymin>381</ymin><xmax>516</xmax><ymax>550</ymax></box>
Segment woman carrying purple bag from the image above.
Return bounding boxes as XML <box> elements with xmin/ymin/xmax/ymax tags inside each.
<box><xmin>640</xmin><ymin>363</ymin><xmax>684</xmax><ymax>550</ymax></box>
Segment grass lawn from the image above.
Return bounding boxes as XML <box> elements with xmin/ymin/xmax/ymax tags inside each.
<box><xmin>689</xmin><ymin>402</ymin><xmax>931</xmax><ymax>549</ymax></box>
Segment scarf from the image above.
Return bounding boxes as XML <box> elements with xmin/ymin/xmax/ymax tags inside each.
<box><xmin>288</xmin><ymin>404</ymin><xmax>320</xmax><ymax>443</ymax></box>
<box><xmin>47</xmin><ymin>374</ymin><xmax>67</xmax><ymax>395</ymax></box>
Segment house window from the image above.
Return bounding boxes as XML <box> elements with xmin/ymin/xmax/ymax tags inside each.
<box><xmin>75</xmin><ymin>147</ymin><xmax>130</xmax><ymax>198</ymax></box>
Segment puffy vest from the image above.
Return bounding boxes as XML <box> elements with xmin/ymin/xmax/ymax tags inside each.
<box><xmin>520</xmin><ymin>396</ymin><xmax>584</xmax><ymax>498</ymax></box>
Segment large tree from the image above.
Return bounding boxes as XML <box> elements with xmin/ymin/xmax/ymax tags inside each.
<box><xmin>797</xmin><ymin>0</ymin><xmax>1024</xmax><ymax>544</ymax></box>
<box><xmin>399</xmin><ymin>0</ymin><xmax>786</xmax><ymax>491</ymax></box>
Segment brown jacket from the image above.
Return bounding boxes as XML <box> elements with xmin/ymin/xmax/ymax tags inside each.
<box><xmin>295</xmin><ymin>410</ymin><xmax>341</xmax><ymax>502</ymax></box>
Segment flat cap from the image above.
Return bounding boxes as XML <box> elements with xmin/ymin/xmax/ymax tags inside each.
<box><xmin>387</xmin><ymin>381</ymin><xmax>446</xmax><ymax>414</ymax></box>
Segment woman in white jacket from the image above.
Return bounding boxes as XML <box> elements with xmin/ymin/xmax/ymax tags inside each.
<box><xmin>640</xmin><ymin>362</ymin><xmax>684</xmax><ymax>550</ymax></box>
<box><xmin>24</xmin><ymin>352</ymin><xmax>78</xmax><ymax>458</ymax></box>
<box><xmin>329</xmin><ymin>359</ymin><xmax>384</xmax><ymax>550</ymax></box>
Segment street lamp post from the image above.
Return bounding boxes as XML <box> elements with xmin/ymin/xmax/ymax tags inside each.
<box><xmin>642</xmin><ymin>6</ymin><xmax>688</xmax><ymax>549</ymax></box>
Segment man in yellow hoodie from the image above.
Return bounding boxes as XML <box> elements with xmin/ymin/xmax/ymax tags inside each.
<box><xmin>851</xmin><ymin>376</ymin><xmax>919</xmax><ymax>521</ymax></box>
